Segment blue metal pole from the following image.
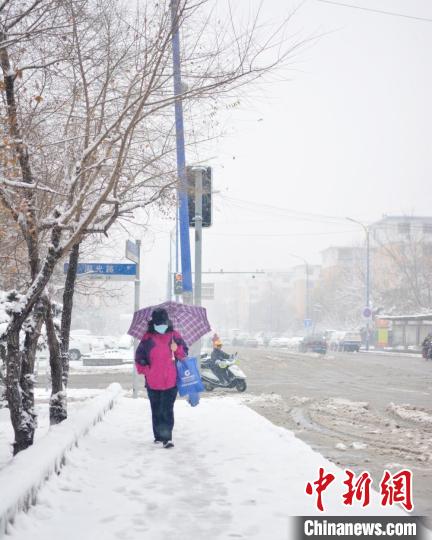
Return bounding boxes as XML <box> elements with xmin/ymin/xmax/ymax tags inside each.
<box><xmin>171</xmin><ymin>0</ymin><xmax>193</xmax><ymax>295</ymax></box>
<box><xmin>175</xmin><ymin>207</ymin><xmax>179</xmax><ymax>274</ymax></box>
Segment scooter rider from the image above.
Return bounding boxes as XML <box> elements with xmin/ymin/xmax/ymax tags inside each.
<box><xmin>210</xmin><ymin>340</ymin><xmax>231</xmax><ymax>383</ymax></box>
<box><xmin>422</xmin><ymin>332</ymin><xmax>432</xmax><ymax>359</ymax></box>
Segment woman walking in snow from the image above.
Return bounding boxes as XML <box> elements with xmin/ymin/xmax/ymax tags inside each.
<box><xmin>135</xmin><ymin>308</ymin><xmax>188</xmax><ymax>448</ymax></box>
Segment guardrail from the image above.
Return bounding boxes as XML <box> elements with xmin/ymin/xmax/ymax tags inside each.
<box><xmin>0</xmin><ymin>383</ymin><xmax>122</xmax><ymax>537</ymax></box>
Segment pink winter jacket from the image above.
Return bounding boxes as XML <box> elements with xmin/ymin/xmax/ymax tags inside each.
<box><xmin>135</xmin><ymin>330</ymin><xmax>188</xmax><ymax>390</ymax></box>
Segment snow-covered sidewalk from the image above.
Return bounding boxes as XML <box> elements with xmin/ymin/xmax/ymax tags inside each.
<box><xmin>6</xmin><ymin>395</ymin><xmax>408</xmax><ymax>540</ymax></box>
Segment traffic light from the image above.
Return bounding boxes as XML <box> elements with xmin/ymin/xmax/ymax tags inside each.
<box><xmin>186</xmin><ymin>166</ymin><xmax>212</xmax><ymax>227</ymax></box>
<box><xmin>173</xmin><ymin>273</ymin><xmax>183</xmax><ymax>295</ymax></box>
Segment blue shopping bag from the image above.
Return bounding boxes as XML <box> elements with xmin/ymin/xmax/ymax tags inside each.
<box><xmin>176</xmin><ymin>357</ymin><xmax>204</xmax><ymax>397</ymax></box>
<box><xmin>187</xmin><ymin>392</ymin><xmax>200</xmax><ymax>407</ymax></box>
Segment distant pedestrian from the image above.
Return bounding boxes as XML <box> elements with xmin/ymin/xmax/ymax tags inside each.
<box><xmin>135</xmin><ymin>308</ymin><xmax>188</xmax><ymax>448</ymax></box>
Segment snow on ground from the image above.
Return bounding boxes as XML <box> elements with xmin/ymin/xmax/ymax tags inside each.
<box><xmin>325</xmin><ymin>397</ymin><xmax>370</xmax><ymax>412</ymax></box>
<box><xmin>364</xmin><ymin>349</ymin><xmax>421</xmax><ymax>358</ymax></box>
<box><xmin>238</xmin><ymin>392</ymin><xmax>283</xmax><ymax>406</ymax></box>
<box><xmin>389</xmin><ymin>402</ymin><xmax>432</xmax><ymax>425</ymax></box>
<box><xmin>0</xmin><ymin>389</ymin><xmax>107</xmax><ymax>471</ymax></box>
<box><xmin>4</xmin><ymin>395</ymin><xmax>409</xmax><ymax>540</ymax></box>
<box><xmin>0</xmin><ymin>385</ymin><xmax>121</xmax><ymax>535</ymax></box>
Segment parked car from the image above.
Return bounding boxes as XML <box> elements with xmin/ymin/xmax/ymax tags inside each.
<box><xmin>268</xmin><ymin>336</ymin><xmax>291</xmax><ymax>348</ymax></box>
<box><xmin>329</xmin><ymin>331</ymin><xmax>361</xmax><ymax>352</ymax></box>
<box><xmin>261</xmin><ymin>335</ymin><xmax>272</xmax><ymax>347</ymax></box>
<box><xmin>268</xmin><ymin>337</ymin><xmax>282</xmax><ymax>347</ymax></box>
<box><xmin>69</xmin><ymin>334</ymin><xmax>92</xmax><ymax>361</ymax></box>
<box><xmin>232</xmin><ymin>334</ymin><xmax>249</xmax><ymax>346</ymax></box>
<box><xmin>300</xmin><ymin>335</ymin><xmax>327</xmax><ymax>354</ymax></box>
<box><xmin>244</xmin><ymin>337</ymin><xmax>259</xmax><ymax>348</ymax></box>
<box><xmin>219</xmin><ymin>336</ymin><xmax>232</xmax><ymax>346</ymax></box>
<box><xmin>285</xmin><ymin>337</ymin><xmax>303</xmax><ymax>351</ymax></box>
<box><xmin>118</xmin><ymin>334</ymin><xmax>134</xmax><ymax>349</ymax></box>
<box><xmin>340</xmin><ymin>331</ymin><xmax>362</xmax><ymax>352</ymax></box>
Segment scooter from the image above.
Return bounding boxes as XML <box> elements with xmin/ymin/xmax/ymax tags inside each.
<box><xmin>200</xmin><ymin>353</ymin><xmax>247</xmax><ymax>392</ymax></box>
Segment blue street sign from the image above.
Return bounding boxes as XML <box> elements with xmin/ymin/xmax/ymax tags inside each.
<box><xmin>362</xmin><ymin>307</ymin><xmax>372</xmax><ymax>319</ymax></box>
<box><xmin>304</xmin><ymin>318</ymin><xmax>313</xmax><ymax>328</ymax></box>
<box><xmin>64</xmin><ymin>263</ymin><xmax>137</xmax><ymax>277</ymax></box>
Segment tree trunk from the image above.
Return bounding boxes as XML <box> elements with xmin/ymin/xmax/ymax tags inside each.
<box><xmin>20</xmin><ymin>302</ymin><xmax>44</xmax><ymax>435</ymax></box>
<box><xmin>45</xmin><ymin>300</ymin><xmax>66</xmax><ymax>425</ymax></box>
<box><xmin>60</xmin><ymin>243</ymin><xmax>80</xmax><ymax>388</ymax></box>
<box><xmin>6</xmin><ymin>327</ymin><xmax>35</xmax><ymax>454</ymax></box>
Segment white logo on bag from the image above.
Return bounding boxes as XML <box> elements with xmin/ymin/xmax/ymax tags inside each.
<box><xmin>184</xmin><ymin>370</ymin><xmax>191</xmax><ymax>376</ymax></box>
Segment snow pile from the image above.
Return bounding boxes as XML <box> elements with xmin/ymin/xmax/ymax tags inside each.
<box><xmin>388</xmin><ymin>402</ymin><xmax>432</xmax><ymax>426</ymax></box>
<box><xmin>290</xmin><ymin>395</ymin><xmax>312</xmax><ymax>405</ymax></box>
<box><xmin>35</xmin><ymin>358</ymin><xmax>132</xmax><ymax>374</ymax></box>
<box><xmin>34</xmin><ymin>388</ymin><xmax>104</xmax><ymax>402</ymax></box>
<box><xmin>335</xmin><ymin>442</ymin><xmax>347</xmax><ymax>450</ymax></box>
<box><xmin>311</xmin><ymin>397</ymin><xmax>369</xmax><ymax>419</ymax></box>
<box><xmin>351</xmin><ymin>441</ymin><xmax>368</xmax><ymax>450</ymax></box>
<box><xmin>0</xmin><ymin>383</ymin><xmax>122</xmax><ymax>536</ymax></box>
<box><xmin>326</xmin><ymin>398</ymin><xmax>369</xmax><ymax>412</ymax></box>
<box><xmin>364</xmin><ymin>350</ymin><xmax>421</xmax><ymax>358</ymax></box>
<box><xmin>5</xmin><ymin>396</ymin><xmax>408</xmax><ymax>540</ymax></box>
<box><xmin>239</xmin><ymin>392</ymin><xmax>283</xmax><ymax>405</ymax></box>
<box><xmin>1</xmin><ymin>389</ymin><xmax>108</xmax><ymax>471</ymax></box>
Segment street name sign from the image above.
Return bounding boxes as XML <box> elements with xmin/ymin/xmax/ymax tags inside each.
<box><xmin>125</xmin><ymin>240</ymin><xmax>139</xmax><ymax>263</ymax></box>
<box><xmin>64</xmin><ymin>263</ymin><xmax>137</xmax><ymax>281</ymax></box>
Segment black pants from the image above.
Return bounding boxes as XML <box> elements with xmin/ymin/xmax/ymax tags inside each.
<box><xmin>212</xmin><ymin>364</ymin><xmax>230</xmax><ymax>383</ymax></box>
<box><xmin>147</xmin><ymin>386</ymin><xmax>178</xmax><ymax>443</ymax></box>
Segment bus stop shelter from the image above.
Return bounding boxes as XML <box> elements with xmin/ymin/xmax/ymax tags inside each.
<box><xmin>377</xmin><ymin>314</ymin><xmax>432</xmax><ymax>350</ymax></box>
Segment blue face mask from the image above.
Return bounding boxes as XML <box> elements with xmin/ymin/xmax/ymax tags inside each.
<box><xmin>154</xmin><ymin>324</ymin><xmax>168</xmax><ymax>334</ymax></box>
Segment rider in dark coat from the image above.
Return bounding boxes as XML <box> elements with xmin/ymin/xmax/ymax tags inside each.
<box><xmin>422</xmin><ymin>332</ymin><xmax>432</xmax><ymax>359</ymax></box>
<box><xmin>210</xmin><ymin>340</ymin><xmax>231</xmax><ymax>383</ymax></box>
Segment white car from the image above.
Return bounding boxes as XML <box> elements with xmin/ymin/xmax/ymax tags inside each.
<box><xmin>277</xmin><ymin>337</ymin><xmax>294</xmax><ymax>348</ymax></box>
<box><xmin>69</xmin><ymin>334</ymin><xmax>92</xmax><ymax>361</ymax></box>
<box><xmin>269</xmin><ymin>337</ymin><xmax>285</xmax><ymax>348</ymax></box>
<box><xmin>69</xmin><ymin>333</ymin><xmax>122</xmax><ymax>360</ymax></box>
<box><xmin>285</xmin><ymin>337</ymin><xmax>303</xmax><ymax>351</ymax></box>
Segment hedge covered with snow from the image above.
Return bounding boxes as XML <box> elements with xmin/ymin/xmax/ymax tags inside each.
<box><xmin>0</xmin><ymin>383</ymin><xmax>122</xmax><ymax>536</ymax></box>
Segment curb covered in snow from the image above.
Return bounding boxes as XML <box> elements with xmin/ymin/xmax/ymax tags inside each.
<box><xmin>0</xmin><ymin>383</ymin><xmax>122</xmax><ymax>537</ymax></box>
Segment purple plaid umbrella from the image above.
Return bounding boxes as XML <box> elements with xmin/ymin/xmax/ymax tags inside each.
<box><xmin>127</xmin><ymin>301</ymin><xmax>211</xmax><ymax>346</ymax></box>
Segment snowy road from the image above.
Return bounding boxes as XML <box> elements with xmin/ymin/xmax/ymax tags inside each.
<box><xmin>5</xmin><ymin>396</ymin><xmax>408</xmax><ymax>540</ymax></box>
<box><xmin>241</xmin><ymin>348</ymin><xmax>432</xmax><ymax>522</ymax></box>
<box><xmin>34</xmin><ymin>348</ymin><xmax>432</xmax><ymax>521</ymax></box>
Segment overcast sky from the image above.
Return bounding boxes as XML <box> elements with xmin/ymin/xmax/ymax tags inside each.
<box><xmin>114</xmin><ymin>0</ymin><xmax>432</xmax><ymax>306</ymax></box>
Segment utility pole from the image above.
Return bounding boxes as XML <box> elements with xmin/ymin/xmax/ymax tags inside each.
<box><xmin>193</xmin><ymin>167</ymin><xmax>204</xmax><ymax>307</ymax></box>
<box><xmin>305</xmin><ymin>261</ymin><xmax>310</xmax><ymax>322</ymax></box>
<box><xmin>191</xmin><ymin>167</ymin><xmax>204</xmax><ymax>361</ymax></box>
<box><xmin>175</xmin><ymin>209</ymin><xmax>179</xmax><ymax>302</ymax></box>
<box><xmin>347</xmin><ymin>217</ymin><xmax>371</xmax><ymax>351</ymax></box>
<box><xmin>171</xmin><ymin>0</ymin><xmax>193</xmax><ymax>304</ymax></box>
<box><xmin>168</xmin><ymin>227</ymin><xmax>176</xmax><ymax>301</ymax></box>
<box><xmin>365</xmin><ymin>227</ymin><xmax>371</xmax><ymax>350</ymax></box>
